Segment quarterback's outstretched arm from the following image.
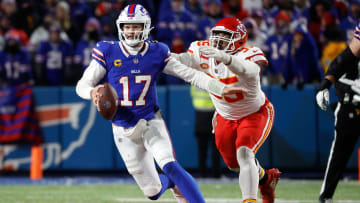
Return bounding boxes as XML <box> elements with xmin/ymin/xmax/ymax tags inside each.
<box><xmin>164</xmin><ymin>57</ymin><xmax>247</xmax><ymax>96</ymax></box>
<box><xmin>199</xmin><ymin>46</ymin><xmax>260</xmax><ymax>77</ymax></box>
<box><xmin>76</xmin><ymin>60</ymin><xmax>106</xmax><ymax>100</ymax></box>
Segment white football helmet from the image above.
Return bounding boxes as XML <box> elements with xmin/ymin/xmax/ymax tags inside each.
<box><xmin>116</xmin><ymin>4</ymin><xmax>152</xmax><ymax>46</ymax></box>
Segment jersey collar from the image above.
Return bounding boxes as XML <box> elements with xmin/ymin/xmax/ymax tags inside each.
<box><xmin>119</xmin><ymin>41</ymin><xmax>149</xmax><ymax>57</ymax></box>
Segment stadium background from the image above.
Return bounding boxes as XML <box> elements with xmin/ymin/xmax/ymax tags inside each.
<box><xmin>2</xmin><ymin>84</ymin><xmax>359</xmax><ymax>177</ymax></box>
<box><xmin>0</xmin><ymin>0</ymin><xmax>359</xmax><ymax>190</ymax></box>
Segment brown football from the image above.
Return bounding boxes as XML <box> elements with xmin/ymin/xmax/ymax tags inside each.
<box><xmin>97</xmin><ymin>83</ymin><xmax>118</xmax><ymax>120</ymax></box>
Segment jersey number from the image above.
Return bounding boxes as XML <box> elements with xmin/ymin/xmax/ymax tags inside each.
<box><xmin>119</xmin><ymin>75</ymin><xmax>151</xmax><ymax>106</ymax></box>
<box><xmin>214</xmin><ymin>76</ymin><xmax>244</xmax><ymax>103</ymax></box>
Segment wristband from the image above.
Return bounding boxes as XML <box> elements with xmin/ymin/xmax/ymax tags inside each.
<box><xmin>317</xmin><ymin>78</ymin><xmax>332</xmax><ymax>91</ymax></box>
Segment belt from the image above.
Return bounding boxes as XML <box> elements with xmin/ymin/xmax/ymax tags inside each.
<box><xmin>342</xmin><ymin>94</ymin><xmax>360</xmax><ymax>106</ymax></box>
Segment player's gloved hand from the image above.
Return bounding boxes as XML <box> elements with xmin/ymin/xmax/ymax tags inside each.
<box><xmin>199</xmin><ymin>46</ymin><xmax>231</xmax><ymax>64</ymax></box>
<box><xmin>222</xmin><ymin>86</ymin><xmax>248</xmax><ymax>95</ymax></box>
<box><xmin>316</xmin><ymin>78</ymin><xmax>332</xmax><ymax>111</ymax></box>
<box><xmin>316</xmin><ymin>89</ymin><xmax>329</xmax><ymax>111</ymax></box>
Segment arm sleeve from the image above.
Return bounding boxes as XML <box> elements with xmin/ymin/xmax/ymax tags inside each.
<box><xmin>171</xmin><ymin>52</ymin><xmax>193</xmax><ymax>67</ymax></box>
<box><xmin>326</xmin><ymin>46</ymin><xmax>359</xmax><ymax>80</ymax></box>
<box><xmin>227</xmin><ymin>55</ymin><xmax>261</xmax><ymax>78</ymax></box>
<box><xmin>75</xmin><ymin>59</ymin><xmax>106</xmax><ymax>100</ymax></box>
<box><xmin>163</xmin><ymin>57</ymin><xmax>225</xmax><ymax>97</ymax></box>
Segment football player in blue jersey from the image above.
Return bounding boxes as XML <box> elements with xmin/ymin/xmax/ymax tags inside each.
<box><xmin>76</xmin><ymin>4</ymin><xmax>246</xmax><ymax>203</ymax></box>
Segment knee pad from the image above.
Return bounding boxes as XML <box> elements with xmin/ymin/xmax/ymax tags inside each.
<box><xmin>143</xmin><ymin>123</ymin><xmax>175</xmax><ymax>169</ymax></box>
<box><xmin>236</xmin><ymin>146</ymin><xmax>255</xmax><ymax>166</ymax></box>
<box><xmin>124</xmin><ymin>156</ymin><xmax>143</xmax><ymax>175</ymax></box>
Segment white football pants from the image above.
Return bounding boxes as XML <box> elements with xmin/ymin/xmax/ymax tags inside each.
<box><xmin>112</xmin><ymin>111</ymin><xmax>176</xmax><ymax>197</ymax></box>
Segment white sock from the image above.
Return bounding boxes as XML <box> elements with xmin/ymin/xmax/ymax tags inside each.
<box><xmin>237</xmin><ymin>147</ymin><xmax>259</xmax><ymax>201</ymax></box>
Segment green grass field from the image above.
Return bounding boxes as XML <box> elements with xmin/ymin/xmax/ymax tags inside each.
<box><xmin>0</xmin><ymin>179</ymin><xmax>359</xmax><ymax>203</ymax></box>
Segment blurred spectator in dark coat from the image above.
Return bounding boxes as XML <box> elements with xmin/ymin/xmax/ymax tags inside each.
<box><xmin>55</xmin><ymin>1</ymin><xmax>80</xmax><ymax>45</ymax></box>
<box><xmin>340</xmin><ymin>0</ymin><xmax>360</xmax><ymax>42</ymax></box>
<box><xmin>319</xmin><ymin>10</ymin><xmax>341</xmax><ymax>53</ymax></box>
<box><xmin>156</xmin><ymin>0</ymin><xmax>197</xmax><ymax>49</ymax></box>
<box><xmin>308</xmin><ymin>0</ymin><xmax>332</xmax><ymax>55</ymax></box>
<box><xmin>68</xmin><ymin>0</ymin><xmax>93</xmax><ymax>34</ymax></box>
<box><xmin>288</xmin><ymin>24</ymin><xmax>323</xmax><ymax>87</ymax></box>
<box><xmin>99</xmin><ymin>16</ymin><xmax>117</xmax><ymax>41</ymax></box>
<box><xmin>74</xmin><ymin>18</ymin><xmax>101</xmax><ymax>73</ymax></box>
<box><xmin>333</xmin><ymin>0</ymin><xmax>348</xmax><ymax>21</ymax></box>
<box><xmin>196</xmin><ymin>0</ymin><xmax>224</xmax><ymax>40</ymax></box>
<box><xmin>29</xmin><ymin>12</ymin><xmax>70</xmax><ymax>54</ymax></box>
<box><xmin>320</xmin><ymin>25</ymin><xmax>347</xmax><ymax>74</ymax></box>
<box><xmin>222</xmin><ymin>0</ymin><xmax>248</xmax><ymax>20</ymax></box>
<box><xmin>185</xmin><ymin>0</ymin><xmax>204</xmax><ymax>21</ymax></box>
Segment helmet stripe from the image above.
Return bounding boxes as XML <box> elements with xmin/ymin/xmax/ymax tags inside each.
<box><xmin>127</xmin><ymin>4</ymin><xmax>136</xmax><ymax>17</ymax></box>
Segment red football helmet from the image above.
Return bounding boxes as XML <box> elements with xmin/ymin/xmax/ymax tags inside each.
<box><xmin>209</xmin><ymin>17</ymin><xmax>248</xmax><ymax>54</ymax></box>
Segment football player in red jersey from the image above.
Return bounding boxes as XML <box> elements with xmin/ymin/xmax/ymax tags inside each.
<box><xmin>173</xmin><ymin>17</ymin><xmax>281</xmax><ymax>203</ymax></box>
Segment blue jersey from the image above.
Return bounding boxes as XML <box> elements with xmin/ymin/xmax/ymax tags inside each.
<box><xmin>263</xmin><ymin>33</ymin><xmax>292</xmax><ymax>82</ymax></box>
<box><xmin>74</xmin><ymin>40</ymin><xmax>96</xmax><ymax>71</ymax></box>
<box><xmin>35</xmin><ymin>41</ymin><xmax>73</xmax><ymax>85</ymax></box>
<box><xmin>92</xmin><ymin>41</ymin><xmax>171</xmax><ymax>127</ymax></box>
<box><xmin>0</xmin><ymin>49</ymin><xmax>31</xmax><ymax>86</ymax></box>
<box><xmin>288</xmin><ymin>26</ymin><xmax>323</xmax><ymax>83</ymax></box>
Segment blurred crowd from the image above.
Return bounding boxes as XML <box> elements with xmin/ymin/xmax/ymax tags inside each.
<box><xmin>0</xmin><ymin>0</ymin><xmax>358</xmax><ymax>88</ymax></box>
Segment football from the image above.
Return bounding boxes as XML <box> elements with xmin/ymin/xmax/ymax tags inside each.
<box><xmin>96</xmin><ymin>83</ymin><xmax>118</xmax><ymax>120</ymax></box>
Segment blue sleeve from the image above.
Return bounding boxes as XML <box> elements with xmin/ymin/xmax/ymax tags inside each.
<box><xmin>91</xmin><ymin>41</ymin><xmax>109</xmax><ymax>68</ymax></box>
<box><xmin>157</xmin><ymin>42</ymin><xmax>171</xmax><ymax>64</ymax></box>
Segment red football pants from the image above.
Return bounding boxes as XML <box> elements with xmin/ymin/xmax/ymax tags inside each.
<box><xmin>214</xmin><ymin>100</ymin><xmax>275</xmax><ymax>169</ymax></box>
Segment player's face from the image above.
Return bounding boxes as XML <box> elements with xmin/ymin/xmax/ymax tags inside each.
<box><xmin>212</xmin><ymin>31</ymin><xmax>231</xmax><ymax>50</ymax></box>
<box><xmin>123</xmin><ymin>23</ymin><xmax>143</xmax><ymax>41</ymax></box>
